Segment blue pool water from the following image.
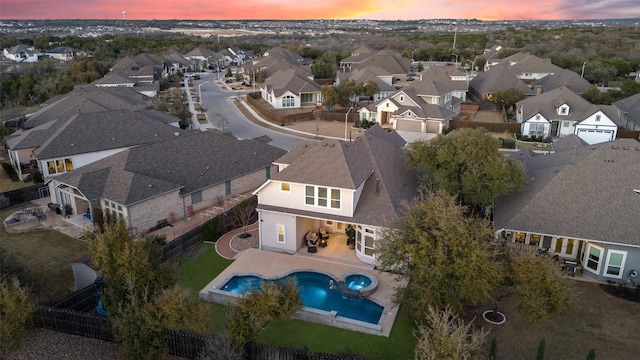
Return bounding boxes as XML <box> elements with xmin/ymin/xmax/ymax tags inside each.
<box><xmin>345</xmin><ymin>274</ymin><xmax>372</xmax><ymax>290</ymax></box>
<box><xmin>221</xmin><ymin>271</ymin><xmax>383</xmax><ymax>324</ymax></box>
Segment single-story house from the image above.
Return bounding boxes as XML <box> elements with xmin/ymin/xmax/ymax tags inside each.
<box><xmin>3</xmin><ymin>44</ymin><xmax>38</xmax><ymax>63</ymax></box>
<box><xmin>260</xmin><ymin>68</ymin><xmax>322</xmax><ymax>109</ymax></box>
<box><xmin>494</xmin><ymin>136</ymin><xmax>640</xmax><ymax>284</ymax></box>
<box><xmin>515</xmin><ymin>86</ymin><xmax>619</xmax><ymax>144</ymax></box>
<box><xmin>48</xmin><ymin>131</ymin><xmax>286</xmax><ymax>234</ymax></box>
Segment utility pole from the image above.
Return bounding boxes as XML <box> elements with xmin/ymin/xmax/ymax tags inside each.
<box><xmin>581</xmin><ymin>62</ymin><xmax>587</xmax><ymax>78</ymax></box>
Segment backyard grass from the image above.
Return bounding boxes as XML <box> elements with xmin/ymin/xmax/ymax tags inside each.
<box><xmin>0</xmin><ymin>206</ymin><xmax>89</xmax><ymax>301</ymax></box>
<box><xmin>0</xmin><ymin>160</ymin><xmax>34</xmax><ymax>192</ymax></box>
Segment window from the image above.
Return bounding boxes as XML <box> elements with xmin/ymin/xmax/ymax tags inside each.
<box><xmin>280</xmin><ymin>182</ymin><xmax>290</xmax><ymax>192</ymax></box>
<box><xmin>225</xmin><ymin>180</ymin><xmax>231</xmax><ymax>196</ymax></box>
<box><xmin>529</xmin><ymin>123</ymin><xmax>544</xmax><ymax>136</ymax></box>
<box><xmin>46</xmin><ymin>157</ymin><xmax>74</xmax><ymax>175</ymax></box>
<box><xmin>399</xmin><ymin>95</ymin><xmax>404</xmax><ymax>102</ymax></box>
<box><xmin>535</xmin><ymin>114</ymin><xmax>541</xmax><ymax>120</ymax></box>
<box><xmin>595</xmin><ymin>115</ymin><xmax>601</xmax><ymax>121</ymax></box>
<box><xmin>431</xmin><ymin>97</ymin><xmax>438</xmax><ymax>104</ymax></box>
<box><xmin>515</xmin><ymin>232</ymin><xmax>526</xmax><ymax>244</ymax></box>
<box><xmin>371</xmin><ymin>113</ymin><xmax>377</xmax><ymax>121</ymax></box>
<box><xmin>584</xmin><ymin>244</ymin><xmax>603</xmax><ymax>274</ymax></box>
<box><xmin>191</xmin><ymin>191</ymin><xmax>202</xmax><ymax>204</ymax></box>
<box><xmin>276</xmin><ymin>224</ymin><xmax>285</xmax><ymax>243</ymax></box>
<box><xmin>301</xmin><ymin>93</ymin><xmax>313</xmax><ymax>103</ymax></box>
<box><xmin>304</xmin><ymin>186</ymin><xmax>341</xmax><ymax>209</ymax></box>
<box><xmin>364</xmin><ymin>228</ymin><xmax>375</xmax><ymax>256</ymax></box>
<box><xmin>305</xmin><ymin>185</ymin><xmax>315</xmax><ymax>205</ymax></box>
<box><xmin>104</xmin><ymin>199</ymin><xmax>125</xmax><ymax>222</ymax></box>
<box><xmin>604</xmin><ymin>250</ymin><xmax>627</xmax><ymax>279</ymax></box>
<box><xmin>529</xmin><ymin>234</ymin><xmax>541</xmax><ymax>246</ymax></box>
<box><xmin>282</xmin><ymin>95</ymin><xmax>295</xmax><ymax>107</ymax></box>
<box><xmin>562</xmin><ymin>121</ymin><xmax>570</xmax><ymax>127</ymax></box>
<box><xmin>265</xmin><ymin>166</ymin><xmax>271</xmax><ymax>180</ymax></box>
<box><xmin>559</xmin><ymin>107</ymin><xmax>567</xmax><ymax>115</ymax></box>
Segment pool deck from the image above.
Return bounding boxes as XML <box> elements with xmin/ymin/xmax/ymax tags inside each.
<box><xmin>199</xmin><ymin>248</ymin><xmax>401</xmax><ymax>337</ymax></box>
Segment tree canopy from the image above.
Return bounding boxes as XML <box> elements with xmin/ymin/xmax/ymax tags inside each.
<box><xmin>406</xmin><ymin>128</ymin><xmax>525</xmax><ymax>207</ymax></box>
<box><xmin>491</xmin><ymin>88</ymin><xmax>525</xmax><ymax>112</ymax></box>
<box><xmin>376</xmin><ymin>191</ymin><xmax>503</xmax><ymax>318</ymax></box>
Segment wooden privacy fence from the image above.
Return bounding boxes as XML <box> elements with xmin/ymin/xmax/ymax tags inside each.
<box><xmin>245</xmin><ymin>342</ymin><xmax>372</xmax><ymax>360</ymax></box>
<box><xmin>449</xmin><ymin>120</ymin><xmax>521</xmax><ymax>133</ymax></box>
<box><xmin>617</xmin><ymin>129</ymin><xmax>640</xmax><ymax>139</ymax></box>
<box><xmin>33</xmin><ymin>307</ymin><xmax>114</xmax><ymax>342</ymax></box>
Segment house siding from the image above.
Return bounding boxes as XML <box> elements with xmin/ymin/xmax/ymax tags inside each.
<box><xmin>581</xmin><ymin>242</ymin><xmax>640</xmax><ymax>285</ymax></box>
<box><xmin>40</xmin><ymin>148</ymin><xmax>127</xmax><ymax>178</ymax></box>
<box><xmin>258</xmin><ymin>181</ymin><xmax>355</xmax><ymax>217</ymax></box>
<box><xmin>258</xmin><ymin>210</ymin><xmax>299</xmax><ymax>253</ymax></box>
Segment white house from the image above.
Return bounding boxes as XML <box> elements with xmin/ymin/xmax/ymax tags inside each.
<box><xmin>260</xmin><ymin>68</ymin><xmax>322</xmax><ymax>109</ymax></box>
<box><xmin>254</xmin><ymin>125</ymin><xmax>418</xmax><ymax>265</ymax></box>
<box><xmin>515</xmin><ymin>86</ymin><xmax>619</xmax><ymax>144</ymax></box>
<box><xmin>3</xmin><ymin>44</ymin><xmax>38</xmax><ymax>63</ymax></box>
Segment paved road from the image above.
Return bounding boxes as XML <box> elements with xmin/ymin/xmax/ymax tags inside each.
<box><xmin>194</xmin><ymin>72</ymin><xmax>306</xmax><ymax>151</ymax></box>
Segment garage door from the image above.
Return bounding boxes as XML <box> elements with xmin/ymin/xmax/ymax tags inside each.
<box><xmin>396</xmin><ymin>119</ymin><xmax>422</xmax><ymax>132</ymax></box>
<box><xmin>576</xmin><ymin>129</ymin><xmax>614</xmax><ymax>145</ymax></box>
<box><xmin>425</xmin><ymin>121</ymin><xmax>441</xmax><ymax>133</ymax></box>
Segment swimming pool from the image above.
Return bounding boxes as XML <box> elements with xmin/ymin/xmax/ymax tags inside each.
<box><xmin>221</xmin><ymin>271</ymin><xmax>384</xmax><ymax>325</ymax></box>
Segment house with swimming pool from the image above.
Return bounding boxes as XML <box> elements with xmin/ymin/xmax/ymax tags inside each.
<box><xmin>253</xmin><ymin>124</ymin><xmax>419</xmax><ymax>265</ymax></box>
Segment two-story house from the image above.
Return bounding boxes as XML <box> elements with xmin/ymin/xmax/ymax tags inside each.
<box><xmin>358</xmin><ymin>78</ymin><xmax>459</xmax><ymax>135</ymax></box>
<box><xmin>515</xmin><ymin>86</ymin><xmax>619</xmax><ymax>144</ymax></box>
<box><xmin>253</xmin><ymin>125</ymin><xmax>418</xmax><ymax>265</ymax></box>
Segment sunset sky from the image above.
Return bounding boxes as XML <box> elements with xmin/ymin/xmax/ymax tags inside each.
<box><xmin>1</xmin><ymin>0</ymin><xmax>639</xmax><ymax>21</ymax></box>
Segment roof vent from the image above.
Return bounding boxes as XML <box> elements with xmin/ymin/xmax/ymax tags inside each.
<box><xmin>200</xmin><ymin>173</ymin><xmax>204</xmax><ymax>176</ymax></box>
<box><xmin>206</xmin><ymin>166</ymin><xmax>210</xmax><ymax>170</ymax></box>
<box><xmin>612</xmin><ymin>144</ymin><xmax>618</xmax><ymax>149</ymax></box>
<box><xmin>111</xmin><ymin>137</ymin><xmax>116</xmax><ymax>140</ymax></box>
<box><xmin>623</xmin><ymin>145</ymin><xmax>629</xmax><ymax>150</ymax></box>
<box><xmin>166</xmin><ymin>170</ymin><xmax>171</xmax><ymax>174</ymax></box>
<box><xmin>148</xmin><ymin>184</ymin><xmax>153</xmax><ymax>188</ymax></box>
<box><xmin>174</xmin><ymin>132</ymin><xmax>180</xmax><ymax>137</ymax></box>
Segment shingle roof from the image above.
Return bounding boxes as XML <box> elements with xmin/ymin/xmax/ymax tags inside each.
<box><xmin>263</xmin><ymin>125</ymin><xmax>417</xmax><ymax>226</ymax></box>
<box><xmin>29</xmin><ymin>109</ymin><xmax>187</xmax><ymax>159</ymax></box>
<box><xmin>470</xmin><ymin>64</ymin><xmax>534</xmax><ymax>96</ymax></box>
<box><xmin>92</xmin><ymin>72</ymin><xmax>136</xmax><ymax>86</ymax></box>
<box><xmin>494</xmin><ymin>137</ymin><xmax>640</xmax><ymax>246</ymax></box>
<box><xmin>23</xmin><ymin>86</ymin><xmax>152</xmax><ymax>129</ymax></box>
<box><xmin>5</xmin><ymin>44</ymin><xmax>35</xmax><ymax>55</ymax></box>
<box><xmin>515</xmin><ymin>86</ymin><xmax>597</xmax><ymax>122</ymax></box>
<box><xmin>531</xmin><ymin>68</ymin><xmax>592</xmax><ymax>94</ymax></box>
<box><xmin>263</xmin><ymin>69</ymin><xmax>320</xmax><ymax>97</ymax></box>
<box><xmin>185</xmin><ymin>47</ymin><xmax>218</xmax><ymax>58</ymax></box>
<box><xmin>54</xmin><ymin>131</ymin><xmax>286</xmax><ymax>205</ymax></box>
<box><xmin>613</xmin><ymin>93</ymin><xmax>640</xmax><ymax>129</ymax></box>
<box><xmin>355</xmin><ymin>51</ymin><xmax>411</xmax><ymax>75</ymax></box>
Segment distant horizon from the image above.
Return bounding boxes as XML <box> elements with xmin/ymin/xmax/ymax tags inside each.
<box><xmin>3</xmin><ymin>17</ymin><xmax>640</xmax><ymax>22</ymax></box>
<box><xmin>2</xmin><ymin>0</ymin><xmax>639</xmax><ymax>22</ymax></box>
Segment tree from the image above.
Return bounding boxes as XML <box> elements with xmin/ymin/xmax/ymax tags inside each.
<box><xmin>231</xmin><ymin>196</ymin><xmax>257</xmax><ymax>238</ymax></box>
<box><xmin>510</xmin><ymin>255</ymin><xmax>571</xmax><ymax>322</ymax></box>
<box><xmin>376</xmin><ymin>191</ymin><xmax>503</xmax><ymax>318</ymax></box>
<box><xmin>321</xmin><ymin>85</ymin><xmax>339</xmax><ymax>109</ymax></box>
<box><xmin>0</xmin><ymin>277</ymin><xmax>36</xmax><ymax>352</ymax></box>
<box><xmin>155</xmin><ymin>89</ymin><xmax>191</xmax><ymax>128</ymax></box>
<box><xmin>414</xmin><ymin>306</ymin><xmax>488</xmax><ymax>360</ymax></box>
<box><xmin>406</xmin><ymin>128</ymin><xmax>525</xmax><ymax>207</ymax></box>
<box><xmin>311</xmin><ymin>51</ymin><xmax>337</xmax><ymax>79</ymax></box>
<box><xmin>491</xmin><ymin>88</ymin><xmax>524</xmax><ymax>113</ymax></box>
<box><xmin>225</xmin><ymin>279</ymin><xmax>301</xmax><ymax>348</ymax></box>
<box><xmin>199</xmin><ymin>330</ymin><xmax>244</xmax><ymax>360</ymax></box>
<box><xmin>360</xmin><ymin>80</ymin><xmax>380</xmax><ymax>103</ymax></box>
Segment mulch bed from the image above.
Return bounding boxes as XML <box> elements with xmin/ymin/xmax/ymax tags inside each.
<box><xmin>600</xmin><ymin>283</ymin><xmax>640</xmax><ymax>302</ymax></box>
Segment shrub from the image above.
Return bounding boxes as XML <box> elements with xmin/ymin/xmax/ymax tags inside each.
<box><xmin>520</xmin><ymin>135</ymin><xmax>530</xmax><ymax>141</ymax></box>
<box><xmin>31</xmin><ymin>170</ymin><xmax>44</xmax><ymax>183</ymax></box>
<box><xmin>0</xmin><ymin>277</ymin><xmax>36</xmax><ymax>352</ymax></box>
<box><xmin>1</xmin><ymin>162</ymin><xmax>19</xmax><ymax>182</ymax></box>
<box><xmin>502</xmin><ymin>138</ymin><xmax>516</xmax><ymax>149</ymax></box>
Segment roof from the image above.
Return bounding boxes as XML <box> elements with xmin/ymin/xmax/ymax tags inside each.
<box><xmin>5</xmin><ymin>44</ymin><xmax>35</xmax><ymax>55</ymax></box>
<box><xmin>23</xmin><ymin>85</ymin><xmax>152</xmax><ymax>129</ymax></box>
<box><xmin>266</xmin><ymin>125</ymin><xmax>417</xmax><ymax>226</ymax></box>
<box><xmin>262</xmin><ymin>68</ymin><xmax>321</xmax><ymax>97</ymax></box>
<box><xmin>494</xmin><ymin>137</ymin><xmax>640</xmax><ymax>246</ymax></box>
<box><xmin>531</xmin><ymin>68</ymin><xmax>592</xmax><ymax>94</ymax></box>
<box><xmin>8</xmin><ymin>109</ymin><xmax>185</xmax><ymax>159</ymax></box>
<box><xmin>515</xmin><ymin>86</ymin><xmax>599</xmax><ymax>123</ymax></box>
<box><xmin>614</xmin><ymin>93</ymin><xmax>640</xmax><ymax>129</ymax></box>
<box><xmin>54</xmin><ymin>131</ymin><xmax>286</xmax><ymax>205</ymax></box>
<box><xmin>470</xmin><ymin>64</ymin><xmax>534</xmax><ymax>96</ymax></box>
<box><xmin>185</xmin><ymin>47</ymin><xmax>218</xmax><ymax>58</ymax></box>
<box><xmin>419</xmin><ymin>67</ymin><xmax>469</xmax><ymax>91</ymax></box>
<box><xmin>92</xmin><ymin>72</ymin><xmax>136</xmax><ymax>86</ymax></box>
<box><xmin>355</xmin><ymin>51</ymin><xmax>411</xmax><ymax>75</ymax></box>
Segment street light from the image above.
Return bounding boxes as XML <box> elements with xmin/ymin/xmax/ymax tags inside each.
<box><xmin>581</xmin><ymin>61</ymin><xmax>587</xmax><ymax>78</ymax></box>
<box><xmin>345</xmin><ymin>106</ymin><xmax>354</xmax><ymax>142</ymax></box>
<box><xmin>197</xmin><ymin>81</ymin><xmax>209</xmax><ymax>103</ymax></box>
<box><xmin>452</xmin><ymin>53</ymin><xmax>459</xmax><ymax>66</ymax></box>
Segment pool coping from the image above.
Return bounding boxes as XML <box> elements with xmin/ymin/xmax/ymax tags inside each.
<box><xmin>199</xmin><ymin>248</ymin><xmax>401</xmax><ymax>337</ymax></box>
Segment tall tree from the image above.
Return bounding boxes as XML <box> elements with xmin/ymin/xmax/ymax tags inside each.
<box><xmin>0</xmin><ymin>277</ymin><xmax>36</xmax><ymax>353</ymax></box>
<box><xmin>406</xmin><ymin>128</ymin><xmax>525</xmax><ymax>207</ymax></box>
<box><xmin>491</xmin><ymin>88</ymin><xmax>524</xmax><ymax>113</ymax></box>
<box><xmin>376</xmin><ymin>191</ymin><xmax>503</xmax><ymax>318</ymax></box>
<box><xmin>311</xmin><ymin>51</ymin><xmax>337</xmax><ymax>79</ymax></box>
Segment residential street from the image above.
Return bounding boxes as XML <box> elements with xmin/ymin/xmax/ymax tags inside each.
<box><xmin>193</xmin><ymin>72</ymin><xmax>306</xmax><ymax>151</ymax></box>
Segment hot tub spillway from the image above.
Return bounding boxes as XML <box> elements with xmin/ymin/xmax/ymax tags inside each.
<box><xmin>329</xmin><ymin>280</ymin><xmax>362</xmax><ymax>299</ymax></box>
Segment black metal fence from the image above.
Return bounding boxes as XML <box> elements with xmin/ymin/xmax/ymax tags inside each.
<box><xmin>0</xmin><ymin>184</ymin><xmax>49</xmax><ymax>209</ymax></box>
<box><xmin>47</xmin><ymin>282</ymin><xmax>98</xmax><ymax>312</ymax></box>
<box><xmin>244</xmin><ymin>342</ymin><xmax>372</xmax><ymax>360</ymax></box>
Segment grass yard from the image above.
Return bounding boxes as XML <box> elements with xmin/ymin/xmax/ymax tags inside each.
<box><xmin>177</xmin><ymin>242</ymin><xmax>417</xmax><ymax>359</ymax></box>
<box><xmin>0</xmin><ymin>160</ymin><xmax>34</xmax><ymax>192</ymax></box>
<box><xmin>463</xmin><ymin>282</ymin><xmax>640</xmax><ymax>360</ymax></box>
<box><xmin>0</xmin><ymin>206</ymin><xmax>89</xmax><ymax>301</ymax></box>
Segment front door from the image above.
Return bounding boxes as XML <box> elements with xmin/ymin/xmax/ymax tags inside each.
<box><xmin>552</xmin><ymin>237</ymin><xmax>578</xmax><ymax>259</ymax></box>
<box><xmin>551</xmin><ymin>121</ymin><xmax>559</xmax><ymax>136</ymax></box>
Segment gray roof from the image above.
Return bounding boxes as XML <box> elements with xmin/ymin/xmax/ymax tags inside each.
<box><xmin>54</xmin><ymin>131</ymin><xmax>286</xmax><ymax>205</ymax></box>
<box><xmin>23</xmin><ymin>85</ymin><xmax>152</xmax><ymax>129</ymax></box>
<box><xmin>185</xmin><ymin>47</ymin><xmax>218</xmax><ymax>58</ymax></box>
<box><xmin>419</xmin><ymin>67</ymin><xmax>469</xmax><ymax>92</ymax></box>
<box><xmin>8</xmin><ymin>109</ymin><xmax>185</xmax><ymax>158</ymax></box>
<box><xmin>266</xmin><ymin>125</ymin><xmax>418</xmax><ymax>226</ymax></box>
<box><xmin>92</xmin><ymin>72</ymin><xmax>136</xmax><ymax>86</ymax></box>
<box><xmin>531</xmin><ymin>68</ymin><xmax>592</xmax><ymax>94</ymax></box>
<box><xmin>405</xmin><ymin>78</ymin><xmax>455</xmax><ymax>97</ymax></box>
<box><xmin>516</xmin><ymin>86</ymin><xmax>599</xmax><ymax>123</ymax></box>
<box><xmin>355</xmin><ymin>51</ymin><xmax>411</xmax><ymax>75</ymax></box>
<box><xmin>495</xmin><ymin>137</ymin><xmax>640</xmax><ymax>246</ymax></box>
<box><xmin>614</xmin><ymin>93</ymin><xmax>640</xmax><ymax>129</ymax></box>
<box><xmin>5</xmin><ymin>44</ymin><xmax>35</xmax><ymax>55</ymax></box>
<box><xmin>470</xmin><ymin>64</ymin><xmax>534</xmax><ymax>96</ymax></box>
<box><xmin>263</xmin><ymin>69</ymin><xmax>321</xmax><ymax>97</ymax></box>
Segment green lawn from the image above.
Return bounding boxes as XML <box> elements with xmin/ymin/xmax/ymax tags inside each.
<box><xmin>176</xmin><ymin>242</ymin><xmax>416</xmax><ymax>359</ymax></box>
<box><xmin>0</xmin><ymin>206</ymin><xmax>89</xmax><ymax>301</ymax></box>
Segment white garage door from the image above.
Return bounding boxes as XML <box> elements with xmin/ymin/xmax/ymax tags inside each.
<box><xmin>396</xmin><ymin>119</ymin><xmax>422</xmax><ymax>132</ymax></box>
<box><xmin>576</xmin><ymin>129</ymin><xmax>614</xmax><ymax>145</ymax></box>
<box><xmin>425</xmin><ymin>121</ymin><xmax>441</xmax><ymax>133</ymax></box>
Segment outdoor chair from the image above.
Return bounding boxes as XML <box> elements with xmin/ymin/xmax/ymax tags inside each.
<box><xmin>305</xmin><ymin>231</ymin><xmax>318</xmax><ymax>253</ymax></box>
<box><xmin>318</xmin><ymin>227</ymin><xmax>329</xmax><ymax>247</ymax></box>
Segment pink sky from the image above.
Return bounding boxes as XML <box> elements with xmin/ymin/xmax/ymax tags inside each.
<box><xmin>1</xmin><ymin>0</ymin><xmax>638</xmax><ymax>20</ymax></box>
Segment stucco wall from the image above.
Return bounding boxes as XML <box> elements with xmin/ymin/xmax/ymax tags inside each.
<box><xmin>258</xmin><ymin>180</ymin><xmax>355</xmax><ymax>217</ymax></box>
<box><xmin>258</xmin><ymin>210</ymin><xmax>298</xmax><ymax>254</ymax></box>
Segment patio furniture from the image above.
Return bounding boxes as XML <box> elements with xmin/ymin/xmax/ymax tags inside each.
<box><xmin>305</xmin><ymin>232</ymin><xmax>318</xmax><ymax>253</ymax></box>
<box><xmin>318</xmin><ymin>227</ymin><xmax>329</xmax><ymax>247</ymax></box>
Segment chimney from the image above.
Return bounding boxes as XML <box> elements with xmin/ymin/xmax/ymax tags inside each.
<box><xmin>375</xmin><ymin>178</ymin><xmax>380</xmax><ymax>196</ymax></box>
